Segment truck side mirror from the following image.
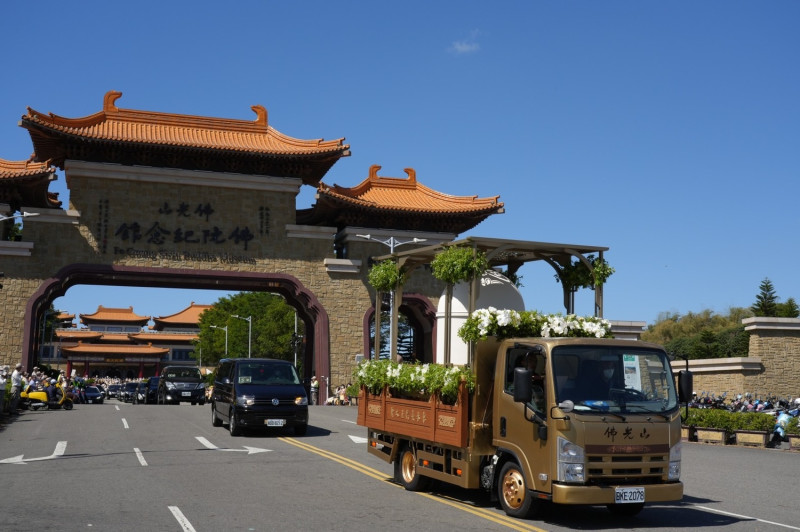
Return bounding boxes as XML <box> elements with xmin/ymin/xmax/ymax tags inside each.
<box><xmin>678</xmin><ymin>370</ymin><xmax>693</xmax><ymax>403</ymax></box>
<box><xmin>513</xmin><ymin>368</ymin><xmax>532</xmax><ymax>403</ymax></box>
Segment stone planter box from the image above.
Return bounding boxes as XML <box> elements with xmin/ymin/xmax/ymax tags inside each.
<box><xmin>733</xmin><ymin>430</ymin><xmax>769</xmax><ymax>448</ymax></box>
<box><xmin>695</xmin><ymin>428</ymin><xmax>729</xmax><ymax>445</ymax></box>
<box><xmin>789</xmin><ymin>435</ymin><xmax>800</xmax><ymax>451</ymax></box>
<box><xmin>681</xmin><ymin>425</ymin><xmax>696</xmax><ymax>442</ymax></box>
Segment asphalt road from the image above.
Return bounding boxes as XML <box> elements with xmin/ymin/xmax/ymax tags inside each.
<box><xmin>1</xmin><ymin>400</ymin><xmax>798</xmax><ymax>532</ymax></box>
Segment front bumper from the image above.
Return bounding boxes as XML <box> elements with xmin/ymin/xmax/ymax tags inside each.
<box><xmin>235</xmin><ymin>404</ymin><xmax>308</xmax><ymax>428</ymax></box>
<box><xmin>165</xmin><ymin>388</ymin><xmax>205</xmax><ymax>403</ymax></box>
<box><xmin>551</xmin><ymin>481</ymin><xmax>683</xmax><ymax>505</ymax></box>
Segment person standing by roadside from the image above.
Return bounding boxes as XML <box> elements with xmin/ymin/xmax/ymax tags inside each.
<box><xmin>9</xmin><ymin>363</ymin><xmax>23</xmax><ymax>415</ymax></box>
<box><xmin>0</xmin><ymin>365</ymin><xmax>8</xmax><ymax>418</ymax></box>
<box><xmin>310</xmin><ymin>376</ymin><xmax>319</xmax><ymax>405</ymax></box>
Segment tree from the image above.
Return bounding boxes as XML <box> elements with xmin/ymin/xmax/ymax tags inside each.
<box><xmin>194</xmin><ymin>292</ymin><xmax>299</xmax><ymax>370</ymax></box>
<box><xmin>751</xmin><ymin>278</ymin><xmax>779</xmax><ymax>317</ymax></box>
<box><xmin>642</xmin><ymin>307</ymin><xmax>752</xmax><ymax>360</ymax></box>
<box><xmin>777</xmin><ymin>297</ymin><xmax>800</xmax><ymax>318</ymax></box>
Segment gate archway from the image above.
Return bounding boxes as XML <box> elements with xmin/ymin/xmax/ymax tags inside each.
<box><xmin>25</xmin><ymin>264</ymin><xmax>330</xmax><ymax>381</ymax></box>
<box><xmin>1</xmin><ymin>91</ymin><xmax>508</xmax><ymax>388</ymax></box>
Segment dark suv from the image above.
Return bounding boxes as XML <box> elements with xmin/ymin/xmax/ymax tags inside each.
<box><xmin>145</xmin><ymin>376</ymin><xmax>159</xmax><ymax>404</ymax></box>
<box><xmin>210</xmin><ymin>358</ymin><xmax>308</xmax><ymax>436</ymax></box>
<box><xmin>158</xmin><ymin>366</ymin><xmax>205</xmax><ymax>405</ymax></box>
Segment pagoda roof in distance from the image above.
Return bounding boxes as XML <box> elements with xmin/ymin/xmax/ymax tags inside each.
<box><xmin>79</xmin><ymin>305</ymin><xmax>150</xmax><ymax>326</ymax></box>
<box><xmin>297</xmin><ymin>165</ymin><xmax>504</xmax><ymax>233</ymax></box>
<box><xmin>61</xmin><ymin>342</ymin><xmax>169</xmax><ymax>356</ymax></box>
<box><xmin>19</xmin><ymin>91</ymin><xmax>350</xmax><ymax>184</ymax></box>
<box><xmin>152</xmin><ymin>302</ymin><xmax>212</xmax><ymax>330</ymax></box>
<box><xmin>0</xmin><ymin>157</ymin><xmax>62</xmax><ymax>209</ymax></box>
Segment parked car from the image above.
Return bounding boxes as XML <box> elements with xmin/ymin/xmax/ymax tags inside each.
<box><xmin>158</xmin><ymin>366</ymin><xmax>205</xmax><ymax>405</ymax></box>
<box><xmin>107</xmin><ymin>383</ymin><xmax>122</xmax><ymax>399</ymax></box>
<box><xmin>145</xmin><ymin>377</ymin><xmax>160</xmax><ymax>404</ymax></box>
<box><xmin>210</xmin><ymin>358</ymin><xmax>308</xmax><ymax>436</ymax></box>
<box><xmin>120</xmin><ymin>381</ymin><xmax>139</xmax><ymax>403</ymax></box>
<box><xmin>131</xmin><ymin>381</ymin><xmax>147</xmax><ymax>404</ymax></box>
<box><xmin>84</xmin><ymin>385</ymin><xmax>104</xmax><ymax>404</ymax></box>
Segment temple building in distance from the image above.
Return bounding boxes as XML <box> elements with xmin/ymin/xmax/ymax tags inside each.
<box><xmin>48</xmin><ymin>303</ymin><xmax>211</xmax><ymax>379</ymax></box>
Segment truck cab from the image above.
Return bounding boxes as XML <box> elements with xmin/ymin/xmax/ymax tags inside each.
<box><xmin>488</xmin><ymin>338</ymin><xmax>683</xmax><ymax>517</ymax></box>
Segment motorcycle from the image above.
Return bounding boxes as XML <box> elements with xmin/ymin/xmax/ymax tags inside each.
<box><xmin>20</xmin><ymin>381</ymin><xmax>74</xmax><ymax>411</ymax></box>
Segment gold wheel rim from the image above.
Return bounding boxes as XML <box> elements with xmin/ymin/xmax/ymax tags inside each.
<box><xmin>401</xmin><ymin>450</ymin><xmax>416</xmax><ymax>483</ymax></box>
<box><xmin>501</xmin><ymin>468</ymin><xmax>526</xmax><ymax>510</ymax></box>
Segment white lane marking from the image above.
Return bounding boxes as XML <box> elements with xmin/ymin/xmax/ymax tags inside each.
<box><xmin>168</xmin><ymin>506</ymin><xmax>197</xmax><ymax>532</ymax></box>
<box><xmin>121</xmin><ymin>418</ymin><xmax>129</xmax><ymax>429</ymax></box>
<box><xmin>115</xmin><ymin>405</ymin><xmax>120</xmax><ymax>411</ymax></box>
<box><xmin>134</xmin><ymin>447</ymin><xmax>147</xmax><ymax>466</ymax></box>
<box><xmin>348</xmin><ymin>435</ymin><xmax>368</xmax><ymax>444</ymax></box>
<box><xmin>195</xmin><ymin>436</ymin><xmax>271</xmax><ymax>454</ymax></box>
<box><xmin>694</xmin><ymin>505</ymin><xmax>800</xmax><ymax>530</ymax></box>
<box><xmin>341</xmin><ymin>419</ymin><xmax>357</xmax><ymax>424</ymax></box>
<box><xmin>0</xmin><ymin>441</ymin><xmax>67</xmax><ymax>465</ymax></box>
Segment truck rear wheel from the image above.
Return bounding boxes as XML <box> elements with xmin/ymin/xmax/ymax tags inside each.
<box><xmin>395</xmin><ymin>444</ymin><xmax>431</xmax><ymax>492</ymax></box>
<box><xmin>498</xmin><ymin>461</ymin><xmax>540</xmax><ymax>518</ymax></box>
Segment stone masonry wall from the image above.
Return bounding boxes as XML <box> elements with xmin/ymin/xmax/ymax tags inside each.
<box><xmin>0</xmin><ymin>162</ymin><xmax>446</xmax><ymax>396</ymax></box>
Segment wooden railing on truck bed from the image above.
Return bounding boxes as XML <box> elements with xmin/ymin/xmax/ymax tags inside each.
<box><xmin>356</xmin><ymin>384</ymin><xmax>469</xmax><ymax>448</ymax></box>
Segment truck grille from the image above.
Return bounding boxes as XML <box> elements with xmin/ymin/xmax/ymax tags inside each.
<box><xmin>585</xmin><ymin>453</ymin><xmax>667</xmax><ymax>485</ymax></box>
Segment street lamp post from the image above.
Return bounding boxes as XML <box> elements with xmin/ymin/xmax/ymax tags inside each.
<box><xmin>232</xmin><ymin>315</ymin><xmax>252</xmax><ymax>358</ymax></box>
<box><xmin>210</xmin><ymin>325</ymin><xmax>228</xmax><ymax>356</ymax></box>
<box><xmin>357</xmin><ymin>234</ymin><xmax>426</xmax><ymax>360</ymax></box>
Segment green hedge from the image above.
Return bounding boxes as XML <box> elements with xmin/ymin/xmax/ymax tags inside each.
<box><xmin>682</xmin><ymin>408</ymin><xmax>775</xmax><ymax>432</ymax></box>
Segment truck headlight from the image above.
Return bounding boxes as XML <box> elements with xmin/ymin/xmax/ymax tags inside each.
<box><xmin>668</xmin><ymin>442</ymin><xmax>681</xmax><ymax>480</ymax></box>
<box><xmin>557</xmin><ymin>436</ymin><xmax>585</xmax><ymax>483</ymax></box>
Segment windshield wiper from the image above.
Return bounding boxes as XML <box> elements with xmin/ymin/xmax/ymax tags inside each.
<box><xmin>623</xmin><ymin>404</ymin><xmax>670</xmax><ymax>420</ymax></box>
<box><xmin>577</xmin><ymin>402</ymin><xmax>627</xmax><ymax>422</ymax></box>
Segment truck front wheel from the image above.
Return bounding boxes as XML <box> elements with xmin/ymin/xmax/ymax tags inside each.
<box><xmin>395</xmin><ymin>445</ymin><xmax>431</xmax><ymax>492</ymax></box>
<box><xmin>498</xmin><ymin>461</ymin><xmax>540</xmax><ymax>518</ymax></box>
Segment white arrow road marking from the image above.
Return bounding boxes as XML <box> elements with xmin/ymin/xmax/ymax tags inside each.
<box><xmin>0</xmin><ymin>441</ymin><xmax>68</xmax><ymax>465</ymax></box>
<box><xmin>349</xmin><ymin>435</ymin><xmax>368</xmax><ymax>444</ymax></box>
<box><xmin>195</xmin><ymin>436</ymin><xmax>271</xmax><ymax>454</ymax></box>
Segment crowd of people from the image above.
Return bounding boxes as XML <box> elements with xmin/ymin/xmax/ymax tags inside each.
<box><xmin>0</xmin><ymin>364</ymin><xmax>141</xmax><ymax>416</ymax></box>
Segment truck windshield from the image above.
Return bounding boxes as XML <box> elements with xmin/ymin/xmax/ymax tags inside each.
<box><xmin>552</xmin><ymin>346</ymin><xmax>678</xmax><ymax>414</ymax></box>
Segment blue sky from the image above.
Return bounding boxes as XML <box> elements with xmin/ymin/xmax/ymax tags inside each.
<box><xmin>2</xmin><ymin>1</ymin><xmax>798</xmax><ymax>325</ymax></box>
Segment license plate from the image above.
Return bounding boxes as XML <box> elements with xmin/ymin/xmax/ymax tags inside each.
<box><xmin>615</xmin><ymin>487</ymin><xmax>645</xmax><ymax>504</ymax></box>
<box><xmin>265</xmin><ymin>419</ymin><xmax>286</xmax><ymax>427</ymax></box>
<box><xmin>181</xmin><ymin>392</ymin><xmax>191</xmax><ymax>397</ymax></box>
<box><xmin>88</xmin><ymin>400</ymin><xmax>93</xmax><ymax>404</ymax></box>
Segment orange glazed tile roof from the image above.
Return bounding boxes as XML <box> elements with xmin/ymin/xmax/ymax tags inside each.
<box><xmin>20</xmin><ymin>91</ymin><xmax>350</xmax><ymax>184</ymax></box>
<box><xmin>61</xmin><ymin>342</ymin><xmax>169</xmax><ymax>356</ymax></box>
<box><xmin>0</xmin><ymin>157</ymin><xmax>61</xmax><ymax>209</ymax></box>
<box><xmin>79</xmin><ymin>305</ymin><xmax>150</xmax><ymax>326</ymax></box>
<box><xmin>297</xmin><ymin>165</ymin><xmax>504</xmax><ymax>233</ymax></box>
<box><xmin>129</xmin><ymin>332</ymin><xmax>198</xmax><ymax>343</ymax></box>
<box><xmin>152</xmin><ymin>302</ymin><xmax>211</xmax><ymax>330</ymax></box>
<box><xmin>54</xmin><ymin>330</ymin><xmax>103</xmax><ymax>342</ymax></box>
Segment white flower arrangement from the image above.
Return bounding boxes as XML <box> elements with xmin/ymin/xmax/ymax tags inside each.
<box><xmin>458</xmin><ymin>307</ymin><xmax>613</xmax><ymax>342</ymax></box>
<box><xmin>353</xmin><ymin>359</ymin><xmax>475</xmax><ymax>403</ymax></box>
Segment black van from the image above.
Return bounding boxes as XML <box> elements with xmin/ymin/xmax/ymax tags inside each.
<box><xmin>211</xmin><ymin>358</ymin><xmax>308</xmax><ymax>436</ymax></box>
<box><xmin>158</xmin><ymin>365</ymin><xmax>205</xmax><ymax>405</ymax></box>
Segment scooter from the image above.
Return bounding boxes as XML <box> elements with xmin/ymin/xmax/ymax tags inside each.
<box><xmin>769</xmin><ymin>411</ymin><xmax>792</xmax><ymax>448</ymax></box>
<box><xmin>20</xmin><ymin>381</ymin><xmax>74</xmax><ymax>410</ymax></box>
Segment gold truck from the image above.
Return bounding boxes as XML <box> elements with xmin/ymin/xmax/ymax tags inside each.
<box><xmin>357</xmin><ymin>337</ymin><xmax>684</xmax><ymax>518</ymax></box>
